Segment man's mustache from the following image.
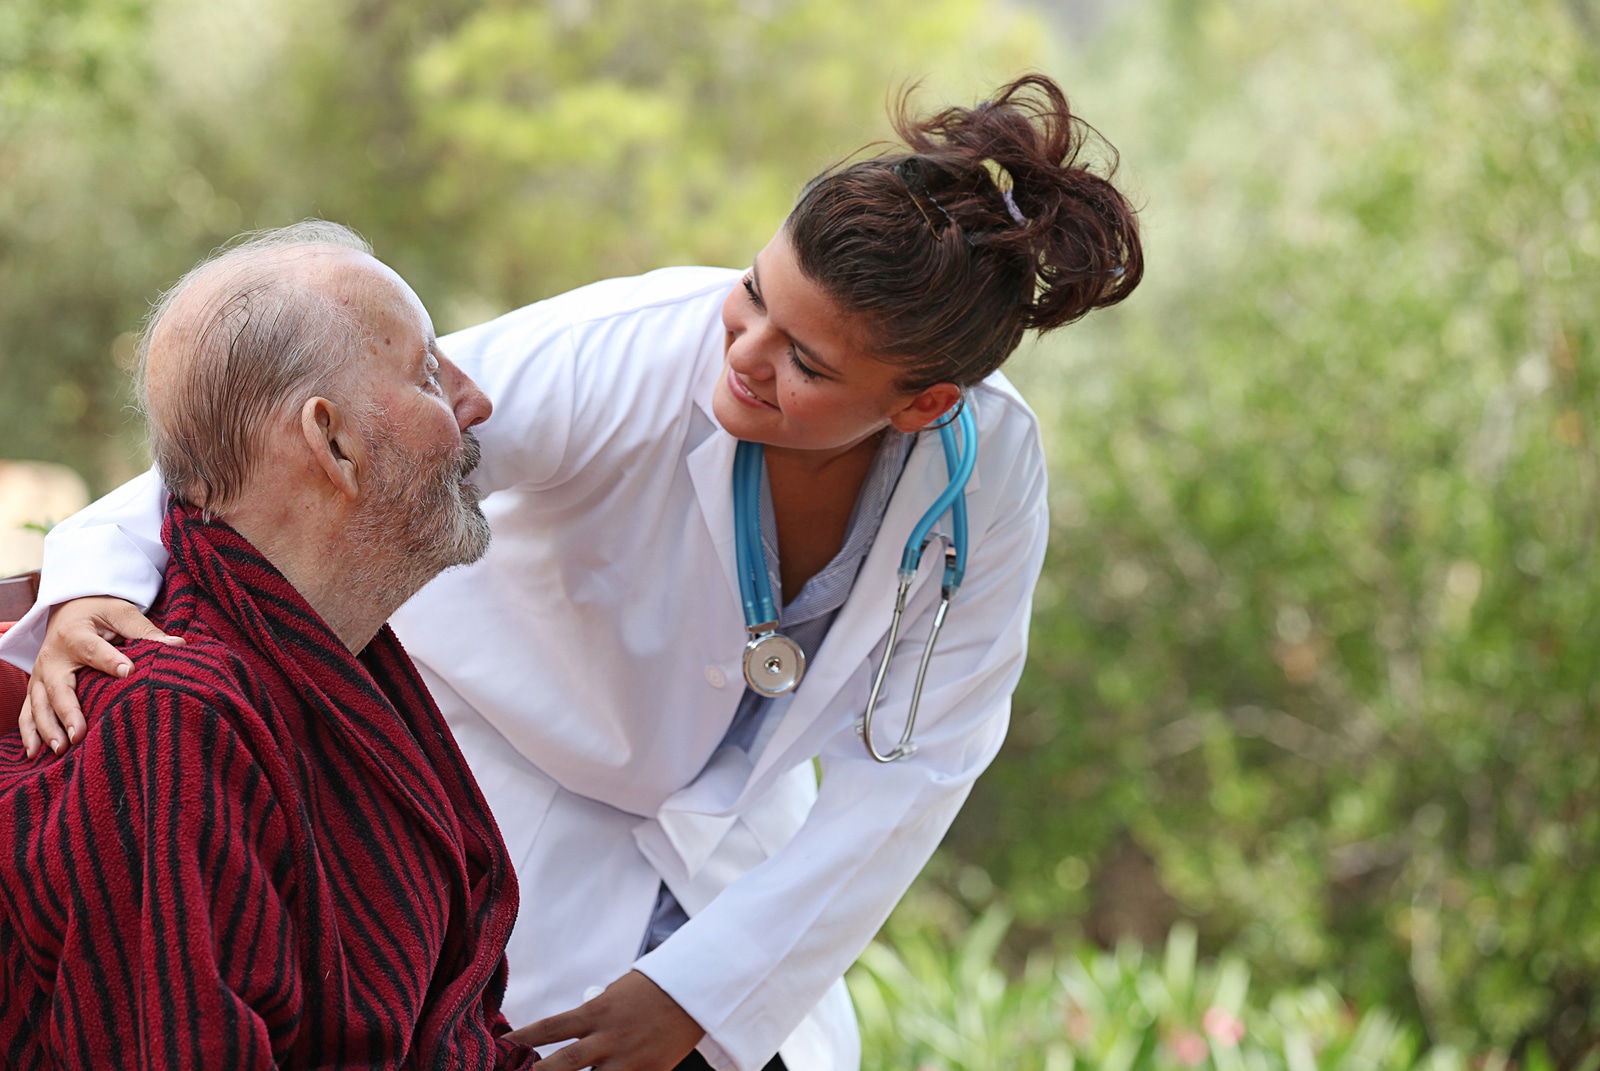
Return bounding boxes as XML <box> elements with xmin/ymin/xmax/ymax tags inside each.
<box><xmin>456</xmin><ymin>431</ymin><xmax>482</xmax><ymax>483</ymax></box>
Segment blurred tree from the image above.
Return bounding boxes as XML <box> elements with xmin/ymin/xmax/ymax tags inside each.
<box><xmin>0</xmin><ymin>0</ymin><xmax>190</xmax><ymax>488</ymax></box>
<box><xmin>949</xmin><ymin>0</ymin><xmax>1600</xmax><ymax>1060</ymax></box>
<box><xmin>405</xmin><ymin>0</ymin><xmax>1043</xmax><ymax>323</ymax></box>
<box><xmin>0</xmin><ymin>0</ymin><xmax>1042</xmax><ymax>489</ymax></box>
<box><xmin>0</xmin><ymin>0</ymin><xmax>385</xmax><ymax>489</ymax></box>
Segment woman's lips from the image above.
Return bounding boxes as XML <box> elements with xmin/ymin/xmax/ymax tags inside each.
<box><xmin>726</xmin><ymin>365</ymin><xmax>778</xmax><ymax>410</ymax></box>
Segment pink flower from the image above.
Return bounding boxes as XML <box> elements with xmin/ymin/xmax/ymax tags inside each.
<box><xmin>1172</xmin><ymin>1031</ymin><xmax>1209</xmax><ymax>1066</ymax></box>
<box><xmin>1202</xmin><ymin>1007</ymin><xmax>1246</xmax><ymax>1046</ymax></box>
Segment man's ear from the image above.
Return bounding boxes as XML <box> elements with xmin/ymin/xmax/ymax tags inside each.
<box><xmin>888</xmin><ymin>382</ymin><xmax>962</xmax><ymax>434</ymax></box>
<box><xmin>300</xmin><ymin>396</ymin><xmax>362</xmax><ymax>501</ymax></box>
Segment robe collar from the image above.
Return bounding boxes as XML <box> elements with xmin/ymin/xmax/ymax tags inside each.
<box><xmin>158</xmin><ymin>500</ymin><xmax>518</xmax><ymax>1003</ymax></box>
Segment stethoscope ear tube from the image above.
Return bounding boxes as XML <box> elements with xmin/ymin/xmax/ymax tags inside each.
<box><xmin>899</xmin><ymin>404</ymin><xmax>978</xmax><ymax>577</ymax></box>
<box><xmin>734</xmin><ymin>402</ymin><xmax>976</xmax><ymax>747</ymax></box>
<box><xmin>859</xmin><ymin>574</ymin><xmax>915</xmax><ymax>762</ymax></box>
<box><xmin>859</xmin><ymin>403</ymin><xmax>977</xmax><ymax>763</ymax></box>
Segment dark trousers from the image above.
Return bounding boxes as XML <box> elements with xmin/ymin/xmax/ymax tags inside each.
<box><xmin>674</xmin><ymin>1051</ymin><xmax>786</xmax><ymax>1071</ymax></box>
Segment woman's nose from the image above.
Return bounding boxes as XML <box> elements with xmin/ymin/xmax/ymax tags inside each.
<box><xmin>727</xmin><ymin>327</ymin><xmax>780</xmax><ymax>380</ymax></box>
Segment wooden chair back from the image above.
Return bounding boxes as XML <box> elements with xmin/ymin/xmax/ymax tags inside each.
<box><xmin>0</xmin><ymin>571</ymin><xmax>40</xmax><ymax>735</ymax></box>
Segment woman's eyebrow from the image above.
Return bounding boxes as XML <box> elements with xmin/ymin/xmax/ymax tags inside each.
<box><xmin>791</xmin><ymin>337</ymin><xmax>838</xmax><ymax>375</ymax></box>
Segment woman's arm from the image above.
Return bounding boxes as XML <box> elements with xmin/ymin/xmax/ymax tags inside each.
<box><xmin>6</xmin><ymin>269</ymin><xmax>738</xmax><ymax>758</ymax></box>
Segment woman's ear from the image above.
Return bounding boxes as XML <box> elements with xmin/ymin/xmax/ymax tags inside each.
<box><xmin>300</xmin><ymin>396</ymin><xmax>362</xmax><ymax>501</ymax></box>
<box><xmin>888</xmin><ymin>382</ymin><xmax>963</xmax><ymax>434</ymax></box>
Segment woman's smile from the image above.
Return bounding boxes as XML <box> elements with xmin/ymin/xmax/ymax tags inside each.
<box><xmin>725</xmin><ymin>364</ymin><xmax>778</xmax><ymax>410</ymax></box>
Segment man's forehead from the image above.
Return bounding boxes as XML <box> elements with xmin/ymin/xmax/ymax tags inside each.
<box><xmin>285</xmin><ymin>250</ymin><xmax>432</xmax><ymax>344</ymax></box>
<box><xmin>160</xmin><ymin>250</ymin><xmax>406</xmax><ymax>364</ymax></box>
<box><xmin>320</xmin><ymin>253</ymin><xmax>426</xmax><ymax>322</ymax></box>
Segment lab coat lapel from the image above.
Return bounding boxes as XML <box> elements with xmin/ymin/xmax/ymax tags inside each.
<box><xmin>685</xmin><ymin>420</ymin><xmax>742</xmax><ymax>617</ymax></box>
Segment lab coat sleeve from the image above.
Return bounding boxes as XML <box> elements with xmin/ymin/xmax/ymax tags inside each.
<box><xmin>439</xmin><ymin>315</ymin><xmax>579</xmax><ymax>496</ymax></box>
<box><xmin>633</xmin><ymin>432</ymin><xmax>1050</xmax><ymax>1071</ymax></box>
<box><xmin>439</xmin><ymin>268</ymin><xmax>733</xmax><ymax>497</ymax></box>
<box><xmin>0</xmin><ymin>468</ymin><xmax>170</xmax><ymax>673</ymax></box>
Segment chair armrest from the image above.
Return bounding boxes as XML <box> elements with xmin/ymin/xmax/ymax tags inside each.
<box><xmin>0</xmin><ymin>621</ymin><xmax>25</xmax><ymax>736</ymax></box>
<box><xmin>0</xmin><ymin>571</ymin><xmax>40</xmax><ymax>623</ymax></box>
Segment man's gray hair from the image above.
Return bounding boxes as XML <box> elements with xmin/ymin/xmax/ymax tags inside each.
<box><xmin>136</xmin><ymin>220</ymin><xmax>374</xmax><ymax>513</ymax></box>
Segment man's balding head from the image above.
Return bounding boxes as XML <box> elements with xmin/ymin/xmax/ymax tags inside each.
<box><xmin>139</xmin><ymin>221</ymin><xmax>376</xmax><ymax>513</ymax></box>
<box><xmin>132</xmin><ymin>219</ymin><xmax>493</xmax><ymax>650</ymax></box>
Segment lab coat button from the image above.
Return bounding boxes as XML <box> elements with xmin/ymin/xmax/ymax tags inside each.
<box><xmin>705</xmin><ymin>664</ymin><xmax>726</xmax><ymax>688</ymax></box>
<box><xmin>583</xmin><ymin>985</ymin><xmax>604</xmax><ymax>1002</ymax></box>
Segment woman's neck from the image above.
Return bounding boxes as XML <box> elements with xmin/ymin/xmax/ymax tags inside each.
<box><xmin>762</xmin><ymin>427</ymin><xmax>889</xmax><ymax>601</ymax></box>
<box><xmin>762</xmin><ymin>425</ymin><xmax>888</xmax><ymax>479</ymax></box>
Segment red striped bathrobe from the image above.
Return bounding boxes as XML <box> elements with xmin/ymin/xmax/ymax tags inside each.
<box><xmin>0</xmin><ymin>502</ymin><xmax>539</xmax><ymax>1069</ymax></box>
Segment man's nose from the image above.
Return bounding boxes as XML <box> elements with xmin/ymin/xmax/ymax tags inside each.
<box><xmin>440</xmin><ymin>355</ymin><xmax>492</xmax><ymax>431</ymax></box>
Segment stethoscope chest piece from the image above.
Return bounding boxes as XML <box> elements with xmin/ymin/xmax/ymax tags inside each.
<box><xmin>742</xmin><ymin>629</ymin><xmax>806</xmax><ymax>697</ymax></box>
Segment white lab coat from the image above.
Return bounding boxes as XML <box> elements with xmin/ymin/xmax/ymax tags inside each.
<box><xmin>0</xmin><ymin>267</ymin><xmax>1049</xmax><ymax>1071</ymax></box>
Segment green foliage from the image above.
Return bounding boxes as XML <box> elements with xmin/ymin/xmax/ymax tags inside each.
<box><xmin>0</xmin><ymin>0</ymin><xmax>381</xmax><ymax>488</ymax></box>
<box><xmin>852</xmin><ymin>905</ymin><xmax>1459</xmax><ymax>1071</ymax></box>
<box><xmin>406</xmin><ymin>0</ymin><xmax>1043</xmax><ymax>318</ymax></box>
<box><xmin>0</xmin><ymin>0</ymin><xmax>1042</xmax><ymax>488</ymax></box>
<box><xmin>947</xmin><ymin>0</ymin><xmax>1600</xmax><ymax>1059</ymax></box>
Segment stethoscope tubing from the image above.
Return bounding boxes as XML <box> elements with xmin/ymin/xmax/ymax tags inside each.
<box><xmin>733</xmin><ymin>400</ymin><xmax>978</xmax><ymax>758</ymax></box>
<box><xmin>734</xmin><ymin>442</ymin><xmax>776</xmax><ymax>627</ymax></box>
<box><xmin>860</xmin><ymin>403</ymin><xmax>976</xmax><ymax>762</ymax></box>
<box><xmin>900</xmin><ymin>404</ymin><xmax>977</xmax><ymax>581</ymax></box>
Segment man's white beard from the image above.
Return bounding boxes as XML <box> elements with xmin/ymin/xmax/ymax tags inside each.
<box><xmin>346</xmin><ymin>423</ymin><xmax>491</xmax><ymax>614</ymax></box>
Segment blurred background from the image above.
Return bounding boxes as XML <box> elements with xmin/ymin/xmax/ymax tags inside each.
<box><xmin>2</xmin><ymin>0</ymin><xmax>1597</xmax><ymax>1065</ymax></box>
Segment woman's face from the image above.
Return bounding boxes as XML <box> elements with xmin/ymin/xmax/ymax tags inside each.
<box><xmin>713</xmin><ymin>230</ymin><xmax>956</xmax><ymax>456</ymax></box>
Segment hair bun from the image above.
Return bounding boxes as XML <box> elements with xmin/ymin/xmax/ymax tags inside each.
<box><xmin>894</xmin><ymin>74</ymin><xmax>1144</xmax><ymax>332</ymax></box>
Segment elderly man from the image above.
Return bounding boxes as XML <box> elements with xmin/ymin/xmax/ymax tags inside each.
<box><xmin>0</xmin><ymin>223</ymin><xmax>538</xmax><ymax>1068</ymax></box>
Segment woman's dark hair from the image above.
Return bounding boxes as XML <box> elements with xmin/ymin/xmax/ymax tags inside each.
<box><xmin>786</xmin><ymin>74</ymin><xmax>1143</xmax><ymax>390</ymax></box>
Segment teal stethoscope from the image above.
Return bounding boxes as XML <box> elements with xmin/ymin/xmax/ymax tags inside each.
<box><xmin>733</xmin><ymin>401</ymin><xmax>978</xmax><ymax>763</ymax></box>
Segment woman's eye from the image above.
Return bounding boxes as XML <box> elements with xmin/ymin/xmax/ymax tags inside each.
<box><xmin>790</xmin><ymin>350</ymin><xmax>822</xmax><ymax>380</ymax></box>
<box><xmin>742</xmin><ymin>276</ymin><xmax>764</xmax><ymax>310</ymax></box>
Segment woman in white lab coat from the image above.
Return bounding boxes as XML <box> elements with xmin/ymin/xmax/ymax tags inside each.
<box><xmin>7</xmin><ymin>75</ymin><xmax>1141</xmax><ymax>1071</ymax></box>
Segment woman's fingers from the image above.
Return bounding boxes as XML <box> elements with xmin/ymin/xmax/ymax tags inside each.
<box><xmin>73</xmin><ymin>600</ymin><xmax>183</xmax><ymax>677</ymax></box>
<box><xmin>506</xmin><ymin>971</ymin><xmax>703</xmax><ymax>1071</ymax></box>
<box><xmin>67</xmin><ymin>624</ymin><xmax>137</xmax><ymax>679</ymax></box>
<box><xmin>23</xmin><ymin>668</ymin><xmax>74</xmax><ymax>757</ymax></box>
<box><xmin>521</xmin><ymin>1038</ymin><xmax>598</xmax><ymax>1071</ymax></box>
<box><xmin>22</xmin><ymin>597</ymin><xmax>183</xmax><ymax>759</ymax></box>
<box><xmin>18</xmin><ymin>694</ymin><xmax>41</xmax><ymax>759</ymax></box>
<box><xmin>505</xmin><ymin>1007</ymin><xmax>588</xmax><ymax>1050</ymax></box>
<box><xmin>98</xmin><ymin>599</ymin><xmax>184</xmax><ymax>650</ymax></box>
